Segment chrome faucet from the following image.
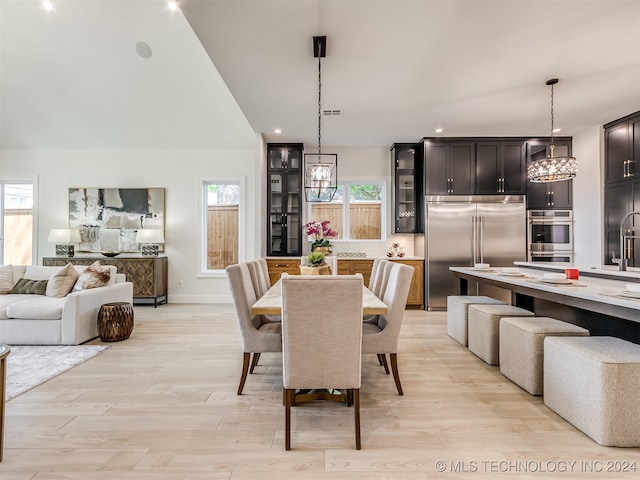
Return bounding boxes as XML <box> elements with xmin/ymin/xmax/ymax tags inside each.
<box><xmin>619</xmin><ymin>211</ymin><xmax>640</xmax><ymax>271</ymax></box>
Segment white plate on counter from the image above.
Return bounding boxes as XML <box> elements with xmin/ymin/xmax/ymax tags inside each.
<box><xmin>539</xmin><ymin>278</ymin><xmax>574</xmax><ymax>285</ymax></box>
<box><xmin>619</xmin><ymin>290</ymin><xmax>640</xmax><ymax>299</ymax></box>
<box><xmin>499</xmin><ymin>272</ymin><xmax>525</xmax><ymax>277</ymax></box>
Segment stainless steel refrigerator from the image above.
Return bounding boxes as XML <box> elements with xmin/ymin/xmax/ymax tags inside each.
<box><xmin>424</xmin><ymin>195</ymin><xmax>527</xmax><ymax>310</ymax></box>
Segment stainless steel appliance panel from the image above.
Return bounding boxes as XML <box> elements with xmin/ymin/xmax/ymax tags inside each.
<box><xmin>425</xmin><ymin>195</ymin><xmax>526</xmax><ymax>310</ymax></box>
<box><xmin>425</xmin><ymin>201</ymin><xmax>476</xmax><ymax>310</ymax></box>
<box><xmin>528</xmin><ymin>210</ymin><xmax>573</xmax><ymax>252</ymax></box>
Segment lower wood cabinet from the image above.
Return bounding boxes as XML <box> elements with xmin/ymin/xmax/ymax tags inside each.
<box><xmin>266</xmin><ymin>257</ymin><xmax>425</xmax><ymax>309</ymax></box>
<box><xmin>265</xmin><ymin>258</ymin><xmax>300</xmax><ymax>285</ymax></box>
<box><xmin>43</xmin><ymin>256</ymin><xmax>168</xmax><ymax>307</ymax></box>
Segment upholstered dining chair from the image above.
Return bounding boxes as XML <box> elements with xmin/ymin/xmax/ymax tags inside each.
<box><xmin>368</xmin><ymin>258</ymin><xmax>386</xmax><ymax>294</ymax></box>
<box><xmin>256</xmin><ymin>258</ymin><xmax>271</xmax><ymax>288</ymax></box>
<box><xmin>226</xmin><ymin>263</ymin><xmax>282</xmax><ymax>395</ymax></box>
<box><xmin>247</xmin><ymin>260</ymin><xmax>270</xmax><ymax>298</ymax></box>
<box><xmin>362</xmin><ymin>262</ymin><xmax>413</xmax><ymax>395</ymax></box>
<box><xmin>281</xmin><ymin>274</ymin><xmax>364</xmax><ymax>450</ymax></box>
<box><xmin>364</xmin><ymin>260</ymin><xmax>393</xmax><ymax>327</ymax></box>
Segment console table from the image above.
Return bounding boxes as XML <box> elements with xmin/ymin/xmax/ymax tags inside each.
<box><xmin>43</xmin><ymin>255</ymin><xmax>168</xmax><ymax>307</ymax></box>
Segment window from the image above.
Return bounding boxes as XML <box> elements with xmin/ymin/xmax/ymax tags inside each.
<box><xmin>1</xmin><ymin>182</ymin><xmax>34</xmax><ymax>265</ymax></box>
<box><xmin>202</xmin><ymin>181</ymin><xmax>241</xmax><ymax>271</ymax></box>
<box><xmin>310</xmin><ymin>182</ymin><xmax>384</xmax><ymax>240</ymax></box>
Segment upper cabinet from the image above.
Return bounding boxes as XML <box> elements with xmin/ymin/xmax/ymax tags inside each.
<box><xmin>267</xmin><ymin>143</ymin><xmax>303</xmax><ymax>256</ymax></box>
<box><xmin>423</xmin><ymin>138</ymin><xmax>525</xmax><ymax>196</ymax></box>
<box><xmin>525</xmin><ymin>140</ymin><xmax>573</xmax><ymax>210</ymax></box>
<box><xmin>424</xmin><ymin>140</ymin><xmax>475</xmax><ymax>195</ymax></box>
<box><xmin>476</xmin><ymin>141</ymin><xmax>525</xmax><ymax>194</ymax></box>
<box><xmin>605</xmin><ymin>112</ymin><xmax>640</xmax><ymax>184</ymax></box>
<box><xmin>392</xmin><ymin>143</ymin><xmax>424</xmax><ymax>233</ymax></box>
<box><xmin>603</xmin><ymin>111</ymin><xmax>640</xmax><ymax>265</ymax></box>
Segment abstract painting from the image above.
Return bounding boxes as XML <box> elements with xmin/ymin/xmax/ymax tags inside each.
<box><xmin>69</xmin><ymin>188</ymin><xmax>165</xmax><ymax>252</ymax></box>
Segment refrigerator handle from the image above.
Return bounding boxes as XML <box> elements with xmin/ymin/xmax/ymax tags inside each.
<box><xmin>472</xmin><ymin>216</ymin><xmax>477</xmax><ymax>264</ymax></box>
<box><xmin>479</xmin><ymin>215</ymin><xmax>484</xmax><ymax>263</ymax></box>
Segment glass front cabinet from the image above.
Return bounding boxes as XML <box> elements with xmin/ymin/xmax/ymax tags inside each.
<box><xmin>267</xmin><ymin>143</ymin><xmax>303</xmax><ymax>256</ymax></box>
<box><xmin>392</xmin><ymin>143</ymin><xmax>423</xmax><ymax>233</ymax></box>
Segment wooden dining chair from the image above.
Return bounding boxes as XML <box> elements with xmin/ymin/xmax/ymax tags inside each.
<box><xmin>362</xmin><ymin>262</ymin><xmax>413</xmax><ymax>395</ymax></box>
<box><xmin>226</xmin><ymin>263</ymin><xmax>282</xmax><ymax>395</ymax></box>
<box><xmin>281</xmin><ymin>274</ymin><xmax>364</xmax><ymax>450</ymax></box>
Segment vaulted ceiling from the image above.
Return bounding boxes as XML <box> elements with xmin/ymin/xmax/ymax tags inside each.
<box><xmin>2</xmin><ymin>0</ymin><xmax>639</xmax><ymax>150</ymax></box>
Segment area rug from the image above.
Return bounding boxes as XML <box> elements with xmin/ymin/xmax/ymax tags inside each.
<box><xmin>5</xmin><ymin>345</ymin><xmax>110</xmax><ymax>401</ymax></box>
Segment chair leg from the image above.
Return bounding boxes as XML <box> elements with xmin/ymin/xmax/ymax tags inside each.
<box><xmin>354</xmin><ymin>388</ymin><xmax>361</xmax><ymax>450</ymax></box>
<box><xmin>237</xmin><ymin>352</ymin><xmax>250</xmax><ymax>395</ymax></box>
<box><xmin>389</xmin><ymin>353</ymin><xmax>403</xmax><ymax>395</ymax></box>
<box><xmin>379</xmin><ymin>353</ymin><xmax>390</xmax><ymax>374</ymax></box>
<box><xmin>249</xmin><ymin>352</ymin><xmax>261</xmax><ymax>373</ymax></box>
<box><xmin>285</xmin><ymin>388</ymin><xmax>292</xmax><ymax>451</ymax></box>
<box><xmin>346</xmin><ymin>389</ymin><xmax>353</xmax><ymax>407</ymax></box>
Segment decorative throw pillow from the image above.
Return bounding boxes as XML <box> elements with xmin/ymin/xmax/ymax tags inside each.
<box><xmin>73</xmin><ymin>261</ymin><xmax>112</xmax><ymax>291</ymax></box>
<box><xmin>9</xmin><ymin>278</ymin><xmax>49</xmax><ymax>295</ymax></box>
<box><xmin>45</xmin><ymin>262</ymin><xmax>79</xmax><ymax>298</ymax></box>
<box><xmin>0</xmin><ymin>264</ymin><xmax>14</xmax><ymax>293</ymax></box>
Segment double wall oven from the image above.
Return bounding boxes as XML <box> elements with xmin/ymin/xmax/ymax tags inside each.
<box><xmin>527</xmin><ymin>210</ymin><xmax>574</xmax><ymax>262</ymax></box>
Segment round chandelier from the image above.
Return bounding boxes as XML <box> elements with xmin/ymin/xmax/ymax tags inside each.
<box><xmin>527</xmin><ymin>79</ymin><xmax>577</xmax><ymax>183</ymax></box>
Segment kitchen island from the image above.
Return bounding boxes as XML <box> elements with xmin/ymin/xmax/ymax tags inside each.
<box><xmin>450</xmin><ymin>265</ymin><xmax>640</xmax><ymax>344</ymax></box>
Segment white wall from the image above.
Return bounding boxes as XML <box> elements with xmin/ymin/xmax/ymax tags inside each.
<box><xmin>0</xmin><ymin>146</ymin><xmax>257</xmax><ymax>303</ymax></box>
<box><xmin>571</xmin><ymin>126</ymin><xmax>603</xmax><ymax>265</ymax></box>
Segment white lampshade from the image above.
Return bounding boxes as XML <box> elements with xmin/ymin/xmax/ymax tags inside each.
<box><xmin>48</xmin><ymin>228</ymin><xmax>81</xmax><ymax>243</ymax></box>
<box><xmin>135</xmin><ymin>229</ymin><xmax>165</xmax><ymax>244</ymax></box>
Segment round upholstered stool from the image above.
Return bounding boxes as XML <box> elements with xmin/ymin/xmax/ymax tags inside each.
<box><xmin>447</xmin><ymin>296</ymin><xmax>506</xmax><ymax>346</ymax></box>
<box><xmin>98</xmin><ymin>302</ymin><xmax>134</xmax><ymax>342</ymax></box>
<box><xmin>467</xmin><ymin>304</ymin><xmax>534</xmax><ymax>365</ymax></box>
<box><xmin>499</xmin><ymin>317</ymin><xmax>589</xmax><ymax>395</ymax></box>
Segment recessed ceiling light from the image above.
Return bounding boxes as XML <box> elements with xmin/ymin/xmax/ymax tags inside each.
<box><xmin>168</xmin><ymin>1</ymin><xmax>178</xmax><ymax>11</ymax></box>
<box><xmin>135</xmin><ymin>42</ymin><xmax>153</xmax><ymax>59</ymax></box>
<box><xmin>274</xmin><ymin>129</ymin><xmax>282</xmax><ymax>134</ymax></box>
<box><xmin>42</xmin><ymin>1</ymin><xmax>54</xmax><ymax>11</ymax></box>
<box><xmin>435</xmin><ymin>128</ymin><xmax>444</xmax><ymax>133</ymax></box>
<box><xmin>553</xmin><ymin>128</ymin><xmax>562</xmax><ymax>133</ymax></box>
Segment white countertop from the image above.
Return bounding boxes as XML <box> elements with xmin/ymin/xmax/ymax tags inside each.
<box><xmin>514</xmin><ymin>261</ymin><xmax>640</xmax><ymax>281</ymax></box>
<box><xmin>450</xmin><ymin>266</ymin><xmax>640</xmax><ymax>317</ymax></box>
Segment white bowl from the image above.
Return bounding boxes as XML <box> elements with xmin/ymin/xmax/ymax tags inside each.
<box><xmin>474</xmin><ymin>263</ymin><xmax>490</xmax><ymax>270</ymax></box>
<box><xmin>626</xmin><ymin>283</ymin><xmax>640</xmax><ymax>293</ymax></box>
<box><xmin>543</xmin><ymin>273</ymin><xmax>566</xmax><ymax>281</ymax></box>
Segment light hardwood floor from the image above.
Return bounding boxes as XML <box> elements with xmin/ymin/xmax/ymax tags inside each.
<box><xmin>2</xmin><ymin>305</ymin><xmax>640</xmax><ymax>479</ymax></box>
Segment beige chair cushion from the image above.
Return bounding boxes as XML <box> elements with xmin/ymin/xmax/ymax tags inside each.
<box><xmin>45</xmin><ymin>262</ymin><xmax>79</xmax><ymax>298</ymax></box>
<box><xmin>6</xmin><ymin>296</ymin><xmax>65</xmax><ymax>320</ymax></box>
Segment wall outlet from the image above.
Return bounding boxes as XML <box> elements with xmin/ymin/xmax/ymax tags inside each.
<box><xmin>178</xmin><ymin>281</ymin><xmax>184</xmax><ymax>289</ymax></box>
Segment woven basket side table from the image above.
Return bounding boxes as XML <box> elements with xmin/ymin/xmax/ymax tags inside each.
<box><xmin>98</xmin><ymin>302</ymin><xmax>134</xmax><ymax>342</ymax></box>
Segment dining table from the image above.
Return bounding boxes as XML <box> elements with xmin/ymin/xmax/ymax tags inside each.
<box><xmin>251</xmin><ymin>278</ymin><xmax>387</xmax><ymax>316</ymax></box>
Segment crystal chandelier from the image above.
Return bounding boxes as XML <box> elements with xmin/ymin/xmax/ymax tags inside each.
<box><xmin>527</xmin><ymin>79</ymin><xmax>577</xmax><ymax>183</ymax></box>
<box><xmin>304</xmin><ymin>36</ymin><xmax>337</xmax><ymax>202</ymax></box>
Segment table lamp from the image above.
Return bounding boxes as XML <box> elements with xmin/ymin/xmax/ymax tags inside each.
<box><xmin>135</xmin><ymin>229</ymin><xmax>164</xmax><ymax>256</ymax></box>
<box><xmin>48</xmin><ymin>228</ymin><xmax>81</xmax><ymax>257</ymax></box>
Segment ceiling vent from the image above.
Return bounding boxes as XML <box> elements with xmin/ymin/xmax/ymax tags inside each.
<box><xmin>323</xmin><ymin>109</ymin><xmax>342</xmax><ymax>117</ymax></box>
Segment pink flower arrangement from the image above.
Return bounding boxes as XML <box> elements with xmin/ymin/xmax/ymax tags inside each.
<box><xmin>303</xmin><ymin>220</ymin><xmax>337</xmax><ymax>249</ymax></box>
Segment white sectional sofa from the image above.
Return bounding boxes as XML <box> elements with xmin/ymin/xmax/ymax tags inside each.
<box><xmin>0</xmin><ymin>263</ymin><xmax>133</xmax><ymax>345</ymax></box>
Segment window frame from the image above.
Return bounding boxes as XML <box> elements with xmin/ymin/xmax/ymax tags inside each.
<box><xmin>198</xmin><ymin>177</ymin><xmax>246</xmax><ymax>277</ymax></box>
<box><xmin>307</xmin><ymin>178</ymin><xmax>387</xmax><ymax>242</ymax></box>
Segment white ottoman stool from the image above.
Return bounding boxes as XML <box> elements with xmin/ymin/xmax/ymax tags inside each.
<box><xmin>499</xmin><ymin>317</ymin><xmax>589</xmax><ymax>395</ymax></box>
<box><xmin>468</xmin><ymin>304</ymin><xmax>533</xmax><ymax>365</ymax></box>
<box><xmin>544</xmin><ymin>336</ymin><xmax>640</xmax><ymax>447</ymax></box>
<box><xmin>447</xmin><ymin>296</ymin><xmax>506</xmax><ymax>346</ymax></box>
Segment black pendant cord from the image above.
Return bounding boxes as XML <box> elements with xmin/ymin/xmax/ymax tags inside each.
<box><xmin>317</xmin><ymin>49</ymin><xmax>322</xmax><ymax>156</ymax></box>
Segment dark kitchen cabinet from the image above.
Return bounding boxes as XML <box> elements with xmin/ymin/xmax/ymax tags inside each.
<box><xmin>604</xmin><ymin>178</ymin><xmax>640</xmax><ymax>266</ymax></box>
<box><xmin>603</xmin><ymin>112</ymin><xmax>640</xmax><ymax>265</ymax></box>
<box><xmin>267</xmin><ymin>143</ymin><xmax>303</xmax><ymax>256</ymax></box>
<box><xmin>424</xmin><ymin>140</ymin><xmax>475</xmax><ymax>195</ymax></box>
<box><xmin>392</xmin><ymin>143</ymin><xmax>423</xmax><ymax>233</ymax></box>
<box><xmin>605</xmin><ymin>112</ymin><xmax>640</xmax><ymax>184</ymax></box>
<box><xmin>476</xmin><ymin>141</ymin><xmax>525</xmax><ymax>194</ymax></box>
<box><xmin>525</xmin><ymin>140</ymin><xmax>573</xmax><ymax>209</ymax></box>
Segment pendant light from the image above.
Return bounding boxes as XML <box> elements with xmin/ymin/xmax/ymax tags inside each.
<box><xmin>304</xmin><ymin>36</ymin><xmax>338</xmax><ymax>202</ymax></box>
<box><xmin>527</xmin><ymin>79</ymin><xmax>577</xmax><ymax>183</ymax></box>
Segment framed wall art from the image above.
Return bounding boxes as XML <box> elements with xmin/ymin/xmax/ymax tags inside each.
<box><xmin>69</xmin><ymin>187</ymin><xmax>165</xmax><ymax>252</ymax></box>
